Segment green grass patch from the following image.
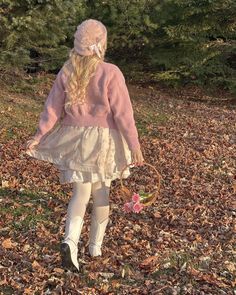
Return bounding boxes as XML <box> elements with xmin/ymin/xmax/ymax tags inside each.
<box><xmin>135</xmin><ymin>106</ymin><xmax>169</xmax><ymax>137</ymax></box>
<box><xmin>0</xmin><ymin>72</ymin><xmax>53</xmax><ymax>140</ymax></box>
<box><xmin>0</xmin><ymin>286</ymin><xmax>15</xmax><ymax>295</ymax></box>
<box><xmin>0</xmin><ymin>93</ymin><xmax>41</xmax><ymax>140</ymax></box>
<box><xmin>0</xmin><ymin>188</ymin><xmax>54</xmax><ymax>231</ymax></box>
<box><xmin>2</xmin><ymin>73</ymin><xmax>52</xmax><ymax>96</ymax></box>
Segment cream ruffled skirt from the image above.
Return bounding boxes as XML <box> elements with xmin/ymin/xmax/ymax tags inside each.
<box><xmin>26</xmin><ymin>123</ymin><xmax>133</xmax><ymax>185</ymax></box>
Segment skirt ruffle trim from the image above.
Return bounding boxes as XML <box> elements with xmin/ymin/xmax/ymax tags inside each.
<box><xmin>59</xmin><ymin>169</ymin><xmax>131</xmax><ymax>186</ymax></box>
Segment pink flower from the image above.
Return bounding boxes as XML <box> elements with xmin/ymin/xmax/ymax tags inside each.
<box><xmin>133</xmin><ymin>202</ymin><xmax>144</xmax><ymax>213</ymax></box>
<box><xmin>132</xmin><ymin>193</ymin><xmax>140</xmax><ymax>203</ymax></box>
<box><xmin>122</xmin><ymin>191</ymin><xmax>147</xmax><ymax>214</ymax></box>
<box><xmin>123</xmin><ymin>202</ymin><xmax>132</xmax><ymax>213</ymax></box>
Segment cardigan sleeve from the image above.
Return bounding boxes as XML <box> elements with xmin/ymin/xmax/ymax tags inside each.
<box><xmin>33</xmin><ymin>68</ymin><xmax>66</xmax><ymax>142</ymax></box>
<box><xmin>107</xmin><ymin>65</ymin><xmax>141</xmax><ymax>151</ymax></box>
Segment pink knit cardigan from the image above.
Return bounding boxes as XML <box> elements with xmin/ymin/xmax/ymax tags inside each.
<box><xmin>33</xmin><ymin>61</ymin><xmax>141</xmax><ymax>150</ymax></box>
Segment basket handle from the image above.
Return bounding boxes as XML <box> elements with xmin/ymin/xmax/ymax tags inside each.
<box><xmin>119</xmin><ymin>161</ymin><xmax>162</xmax><ymax>206</ymax></box>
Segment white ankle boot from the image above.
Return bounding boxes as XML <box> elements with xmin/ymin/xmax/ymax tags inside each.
<box><xmin>60</xmin><ymin>215</ymin><xmax>84</xmax><ymax>272</ymax></box>
<box><xmin>88</xmin><ymin>214</ymin><xmax>109</xmax><ymax>257</ymax></box>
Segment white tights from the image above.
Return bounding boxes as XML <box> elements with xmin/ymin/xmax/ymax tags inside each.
<box><xmin>65</xmin><ymin>180</ymin><xmax>112</xmax><ymax>224</ymax></box>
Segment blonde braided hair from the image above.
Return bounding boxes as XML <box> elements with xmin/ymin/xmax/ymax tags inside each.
<box><xmin>62</xmin><ymin>42</ymin><xmax>107</xmax><ymax>112</ymax></box>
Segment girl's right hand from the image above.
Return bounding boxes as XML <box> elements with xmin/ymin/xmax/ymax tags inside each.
<box><xmin>25</xmin><ymin>138</ymin><xmax>40</xmax><ymax>152</ymax></box>
<box><xmin>131</xmin><ymin>147</ymin><xmax>145</xmax><ymax>166</ymax></box>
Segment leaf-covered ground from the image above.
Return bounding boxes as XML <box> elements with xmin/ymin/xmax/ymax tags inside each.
<box><xmin>0</xmin><ymin>74</ymin><xmax>235</xmax><ymax>294</ymax></box>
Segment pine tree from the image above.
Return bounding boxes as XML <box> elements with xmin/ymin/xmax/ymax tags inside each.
<box><xmin>0</xmin><ymin>0</ymin><xmax>235</xmax><ymax>92</ymax></box>
<box><xmin>0</xmin><ymin>0</ymin><xmax>87</xmax><ymax>71</ymax></box>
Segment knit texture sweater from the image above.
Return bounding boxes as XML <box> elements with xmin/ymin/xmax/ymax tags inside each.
<box><xmin>33</xmin><ymin>61</ymin><xmax>141</xmax><ymax>150</ymax></box>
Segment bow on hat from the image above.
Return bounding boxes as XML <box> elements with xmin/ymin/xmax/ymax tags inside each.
<box><xmin>73</xmin><ymin>19</ymin><xmax>107</xmax><ymax>58</ymax></box>
<box><xmin>89</xmin><ymin>42</ymin><xmax>102</xmax><ymax>58</ymax></box>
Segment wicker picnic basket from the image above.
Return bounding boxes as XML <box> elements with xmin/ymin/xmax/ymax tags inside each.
<box><xmin>119</xmin><ymin>162</ymin><xmax>162</xmax><ymax>206</ymax></box>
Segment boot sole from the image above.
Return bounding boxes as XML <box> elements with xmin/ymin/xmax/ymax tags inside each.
<box><xmin>60</xmin><ymin>243</ymin><xmax>79</xmax><ymax>272</ymax></box>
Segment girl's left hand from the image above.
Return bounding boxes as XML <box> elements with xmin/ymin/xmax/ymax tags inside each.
<box><xmin>131</xmin><ymin>146</ymin><xmax>145</xmax><ymax>166</ymax></box>
<box><xmin>25</xmin><ymin>138</ymin><xmax>40</xmax><ymax>151</ymax></box>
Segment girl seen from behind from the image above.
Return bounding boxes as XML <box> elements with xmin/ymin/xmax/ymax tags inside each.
<box><xmin>25</xmin><ymin>19</ymin><xmax>144</xmax><ymax>272</ymax></box>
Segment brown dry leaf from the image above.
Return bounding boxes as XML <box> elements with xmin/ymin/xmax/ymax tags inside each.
<box><xmin>2</xmin><ymin>238</ymin><xmax>17</xmax><ymax>249</ymax></box>
<box><xmin>1</xmin><ymin>180</ymin><xmax>9</xmax><ymax>188</ymax></box>
<box><xmin>195</xmin><ymin>234</ymin><xmax>202</xmax><ymax>242</ymax></box>
<box><xmin>88</xmin><ymin>272</ymin><xmax>99</xmax><ymax>280</ymax></box>
<box><xmin>101</xmin><ymin>257</ymin><xmax>111</xmax><ymax>265</ymax></box>
<box><xmin>224</xmin><ymin>261</ymin><xmax>236</xmax><ymax>273</ymax></box>
<box><xmin>139</xmin><ymin>256</ymin><xmax>159</xmax><ymax>269</ymax></box>
<box><xmin>153</xmin><ymin>210</ymin><xmax>162</xmax><ymax>218</ymax></box>
<box><xmin>23</xmin><ymin>244</ymin><xmax>31</xmax><ymax>252</ymax></box>
<box><xmin>233</xmin><ymin>181</ymin><xmax>236</xmax><ymax>194</ymax></box>
<box><xmin>232</xmin><ymin>278</ymin><xmax>236</xmax><ymax>287</ymax></box>
<box><xmin>32</xmin><ymin>260</ymin><xmax>41</xmax><ymax>270</ymax></box>
<box><xmin>100</xmin><ymin>283</ymin><xmax>109</xmax><ymax>293</ymax></box>
<box><xmin>111</xmin><ymin>280</ymin><xmax>121</xmax><ymax>288</ymax></box>
<box><xmin>193</xmin><ymin>205</ymin><xmax>206</xmax><ymax>213</ymax></box>
<box><xmin>23</xmin><ymin>288</ymin><xmax>33</xmax><ymax>294</ymax></box>
<box><xmin>0</xmin><ymin>276</ymin><xmax>7</xmax><ymax>286</ymax></box>
<box><xmin>22</xmin><ymin>202</ymin><xmax>34</xmax><ymax>207</ymax></box>
<box><xmin>172</xmin><ymin>172</ymin><xmax>180</xmax><ymax>183</ymax></box>
<box><xmin>188</xmin><ymin>267</ymin><xmax>229</xmax><ymax>288</ymax></box>
<box><xmin>53</xmin><ymin>267</ymin><xmax>64</xmax><ymax>274</ymax></box>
